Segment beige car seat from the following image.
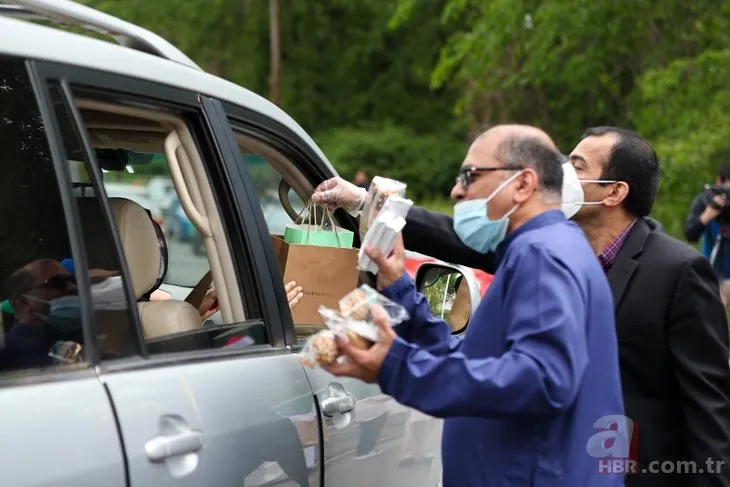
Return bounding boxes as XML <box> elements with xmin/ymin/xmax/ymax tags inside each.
<box><xmin>75</xmin><ymin>196</ymin><xmax>202</xmax><ymax>340</ymax></box>
<box><xmin>109</xmin><ymin>198</ymin><xmax>202</xmax><ymax>338</ymax></box>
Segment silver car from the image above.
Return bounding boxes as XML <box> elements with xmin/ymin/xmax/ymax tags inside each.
<box><xmin>0</xmin><ymin>1</ymin><xmax>481</xmax><ymax>486</ymax></box>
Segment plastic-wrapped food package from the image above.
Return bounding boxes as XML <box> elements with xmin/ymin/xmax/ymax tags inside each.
<box><xmin>297</xmin><ymin>285</ymin><xmax>409</xmax><ymax>368</ymax></box>
<box><xmin>359</xmin><ymin>177</ymin><xmax>407</xmax><ymax>240</ymax></box>
<box><xmin>357</xmin><ymin>195</ymin><xmax>413</xmax><ymax>274</ymax></box>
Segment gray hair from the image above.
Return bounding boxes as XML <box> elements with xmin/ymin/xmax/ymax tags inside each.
<box><xmin>494</xmin><ymin>136</ymin><xmax>564</xmax><ymax>199</ymax></box>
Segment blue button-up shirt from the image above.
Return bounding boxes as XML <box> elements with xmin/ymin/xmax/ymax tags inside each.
<box><xmin>378</xmin><ymin>210</ymin><xmax>625</xmax><ymax>487</ymax></box>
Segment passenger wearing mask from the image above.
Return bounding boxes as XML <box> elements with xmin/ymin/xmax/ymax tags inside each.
<box><xmin>324</xmin><ymin>127</ymin><xmax>625</xmax><ymax>487</ymax></box>
<box><xmin>0</xmin><ymin>258</ymin><xmax>82</xmax><ymax>371</ymax></box>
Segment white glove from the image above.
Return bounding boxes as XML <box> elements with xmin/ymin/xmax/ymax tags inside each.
<box><xmin>311</xmin><ymin>177</ymin><xmax>367</xmax><ymax>216</ymax></box>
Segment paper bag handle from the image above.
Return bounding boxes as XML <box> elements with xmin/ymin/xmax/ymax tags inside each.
<box><xmin>295</xmin><ymin>200</ymin><xmax>343</xmax><ymax>247</ymax></box>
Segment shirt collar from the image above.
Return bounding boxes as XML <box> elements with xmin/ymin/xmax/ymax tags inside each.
<box><xmin>495</xmin><ymin>210</ymin><xmax>566</xmax><ymax>267</ymax></box>
<box><xmin>597</xmin><ymin>218</ymin><xmax>638</xmax><ymax>272</ymax></box>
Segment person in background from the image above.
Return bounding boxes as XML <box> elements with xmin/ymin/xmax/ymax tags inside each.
<box><xmin>684</xmin><ymin>162</ymin><xmax>730</xmax><ymax>306</ymax></box>
<box><xmin>353</xmin><ymin>170</ymin><xmax>370</xmax><ymax>190</ymax></box>
<box><xmin>564</xmin><ymin>127</ymin><xmax>730</xmax><ymax>487</ymax></box>
<box><xmin>325</xmin><ymin>127</ymin><xmax>625</xmax><ymax>487</ymax></box>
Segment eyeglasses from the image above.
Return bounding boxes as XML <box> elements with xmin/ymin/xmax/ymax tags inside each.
<box><xmin>34</xmin><ymin>274</ymin><xmax>76</xmax><ymax>292</ymax></box>
<box><xmin>456</xmin><ymin>165</ymin><xmax>523</xmax><ymax>189</ymax></box>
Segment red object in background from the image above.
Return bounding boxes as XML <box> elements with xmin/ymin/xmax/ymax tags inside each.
<box><xmin>404</xmin><ymin>252</ymin><xmax>493</xmax><ymax>297</ymax></box>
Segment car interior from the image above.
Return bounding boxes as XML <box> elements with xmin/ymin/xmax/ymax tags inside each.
<box><xmin>70</xmin><ymin>96</ymin><xmax>338</xmax><ymax>355</ymax></box>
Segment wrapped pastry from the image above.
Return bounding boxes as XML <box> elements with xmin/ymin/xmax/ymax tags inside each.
<box><xmin>298</xmin><ymin>330</ymin><xmax>339</xmax><ymax>367</ymax></box>
<box><xmin>359</xmin><ymin>176</ymin><xmax>407</xmax><ymax>240</ymax></box>
<box><xmin>298</xmin><ymin>286</ymin><xmax>410</xmax><ymax>369</ymax></box>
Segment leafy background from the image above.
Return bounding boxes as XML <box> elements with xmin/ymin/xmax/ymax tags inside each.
<box><xmin>78</xmin><ymin>0</ymin><xmax>730</xmax><ymax>241</ymax></box>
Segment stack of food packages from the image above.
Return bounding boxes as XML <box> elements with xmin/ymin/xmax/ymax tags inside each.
<box><xmin>357</xmin><ymin>177</ymin><xmax>413</xmax><ymax>274</ymax></box>
<box><xmin>298</xmin><ymin>284</ymin><xmax>409</xmax><ymax>368</ymax></box>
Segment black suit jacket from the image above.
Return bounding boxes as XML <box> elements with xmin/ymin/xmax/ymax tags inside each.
<box><xmin>404</xmin><ymin>208</ymin><xmax>730</xmax><ymax>487</ymax></box>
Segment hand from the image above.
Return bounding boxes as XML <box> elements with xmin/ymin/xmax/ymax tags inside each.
<box><xmin>88</xmin><ymin>268</ymin><xmax>119</xmax><ymax>283</ymax></box>
<box><xmin>198</xmin><ymin>288</ymin><xmax>219</xmax><ymax>320</ymax></box>
<box><xmin>701</xmin><ymin>194</ymin><xmax>726</xmax><ymax>224</ymax></box>
<box><xmin>364</xmin><ymin>233</ymin><xmax>406</xmax><ymax>289</ymax></box>
<box><xmin>311</xmin><ymin>177</ymin><xmax>367</xmax><ymax>213</ymax></box>
<box><xmin>323</xmin><ymin>305</ymin><xmax>396</xmax><ymax>383</ymax></box>
<box><xmin>149</xmin><ymin>289</ymin><xmax>171</xmax><ymax>301</ymax></box>
<box><xmin>285</xmin><ymin>281</ymin><xmax>303</xmax><ymax>309</ymax></box>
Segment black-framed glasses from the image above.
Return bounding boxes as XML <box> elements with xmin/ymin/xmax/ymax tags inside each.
<box><xmin>456</xmin><ymin>165</ymin><xmax>523</xmax><ymax>189</ymax></box>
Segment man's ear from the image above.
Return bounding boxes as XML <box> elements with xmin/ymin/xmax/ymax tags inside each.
<box><xmin>603</xmin><ymin>181</ymin><xmax>630</xmax><ymax>208</ymax></box>
<box><xmin>514</xmin><ymin>169</ymin><xmax>538</xmax><ymax>203</ymax></box>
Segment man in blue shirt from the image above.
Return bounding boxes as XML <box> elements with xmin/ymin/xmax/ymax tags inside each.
<box><xmin>326</xmin><ymin>126</ymin><xmax>626</xmax><ymax>487</ymax></box>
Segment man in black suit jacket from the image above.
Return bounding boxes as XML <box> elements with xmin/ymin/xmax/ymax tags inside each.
<box><xmin>565</xmin><ymin>127</ymin><xmax>730</xmax><ymax>486</ymax></box>
<box><xmin>313</xmin><ymin>125</ymin><xmax>730</xmax><ymax>486</ymax></box>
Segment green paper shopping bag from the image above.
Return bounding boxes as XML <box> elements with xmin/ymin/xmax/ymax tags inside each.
<box><xmin>283</xmin><ymin>202</ymin><xmax>354</xmax><ymax>248</ymax></box>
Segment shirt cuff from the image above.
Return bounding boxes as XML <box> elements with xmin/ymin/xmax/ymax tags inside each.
<box><xmin>381</xmin><ymin>273</ymin><xmax>415</xmax><ymax>302</ymax></box>
<box><xmin>377</xmin><ymin>336</ymin><xmax>411</xmax><ymax>395</ymax></box>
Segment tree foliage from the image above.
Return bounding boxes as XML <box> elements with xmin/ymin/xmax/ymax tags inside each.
<box><xmin>74</xmin><ymin>0</ymin><xmax>730</xmax><ymax>239</ymax></box>
<box><xmin>392</xmin><ymin>0</ymin><xmax>730</xmax><ymax>238</ymax></box>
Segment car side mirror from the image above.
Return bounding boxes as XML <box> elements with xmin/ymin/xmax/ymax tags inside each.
<box><xmin>415</xmin><ymin>263</ymin><xmax>480</xmax><ymax>334</ymax></box>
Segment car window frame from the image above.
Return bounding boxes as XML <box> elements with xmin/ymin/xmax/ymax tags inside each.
<box><xmin>0</xmin><ymin>56</ymin><xmax>108</xmax><ymax>387</ymax></box>
<box><xmin>27</xmin><ymin>59</ymin><xmax>289</xmax><ymax>369</ymax></box>
<box><xmin>222</xmin><ymin>103</ymin><xmax>365</xmax><ymax>348</ymax></box>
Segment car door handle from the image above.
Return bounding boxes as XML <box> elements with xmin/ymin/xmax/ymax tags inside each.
<box><xmin>145</xmin><ymin>431</ymin><xmax>205</xmax><ymax>462</ymax></box>
<box><xmin>321</xmin><ymin>395</ymin><xmax>356</xmax><ymax>416</ymax></box>
<box><xmin>320</xmin><ymin>382</ymin><xmax>356</xmax><ymax>417</ymax></box>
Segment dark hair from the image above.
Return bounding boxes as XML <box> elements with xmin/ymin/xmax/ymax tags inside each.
<box><xmin>4</xmin><ymin>258</ymin><xmax>59</xmax><ymax>298</ymax></box>
<box><xmin>582</xmin><ymin>126</ymin><xmax>659</xmax><ymax>217</ymax></box>
<box><xmin>4</xmin><ymin>267</ymin><xmax>35</xmax><ymax>298</ymax></box>
<box><xmin>495</xmin><ymin>136</ymin><xmax>564</xmax><ymax>195</ymax></box>
<box><xmin>718</xmin><ymin>163</ymin><xmax>730</xmax><ymax>182</ymax></box>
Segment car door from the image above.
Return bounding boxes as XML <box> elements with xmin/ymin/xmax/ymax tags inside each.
<box><xmin>220</xmin><ymin>100</ymin><xmax>444</xmax><ymax>487</ymax></box>
<box><xmin>33</xmin><ymin>61</ymin><xmax>322</xmax><ymax>487</ymax></box>
<box><xmin>0</xmin><ymin>56</ymin><xmax>125</xmax><ymax>487</ymax></box>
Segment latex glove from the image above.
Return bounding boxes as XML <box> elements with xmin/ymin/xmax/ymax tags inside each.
<box><xmin>311</xmin><ymin>177</ymin><xmax>367</xmax><ymax>216</ymax></box>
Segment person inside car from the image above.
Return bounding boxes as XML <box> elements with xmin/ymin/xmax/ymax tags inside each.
<box><xmin>0</xmin><ymin>258</ymin><xmax>83</xmax><ymax>371</ymax></box>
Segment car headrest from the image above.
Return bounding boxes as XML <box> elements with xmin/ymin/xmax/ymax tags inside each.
<box><xmin>108</xmin><ymin>198</ymin><xmax>161</xmax><ymax>299</ymax></box>
<box><xmin>76</xmin><ymin>198</ymin><xmax>161</xmax><ymax>299</ymax></box>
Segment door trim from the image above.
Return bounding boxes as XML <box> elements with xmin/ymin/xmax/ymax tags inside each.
<box><xmin>201</xmin><ymin>97</ymin><xmax>289</xmax><ymax>346</ymax></box>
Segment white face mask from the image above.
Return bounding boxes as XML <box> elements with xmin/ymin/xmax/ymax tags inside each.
<box><xmin>561</xmin><ymin>162</ymin><xmax>617</xmax><ymax>218</ymax></box>
<box><xmin>90</xmin><ymin>276</ymin><xmax>127</xmax><ymax>311</ymax></box>
<box><xmin>561</xmin><ymin>162</ymin><xmax>584</xmax><ymax>219</ymax></box>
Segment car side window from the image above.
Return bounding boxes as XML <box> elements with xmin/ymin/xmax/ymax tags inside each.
<box><xmin>0</xmin><ymin>57</ymin><xmax>91</xmax><ymax>376</ymax></box>
<box><xmin>227</xmin><ymin>124</ymin><xmax>335</xmax><ymax>342</ymax></box>
<box><xmin>55</xmin><ymin>88</ymin><xmax>269</xmax><ymax>356</ymax></box>
<box><xmin>46</xmin><ymin>82</ymin><xmax>141</xmax><ymax>361</ymax></box>
<box><xmin>245</xmin><ymin>153</ymin><xmax>306</xmax><ymax>236</ymax></box>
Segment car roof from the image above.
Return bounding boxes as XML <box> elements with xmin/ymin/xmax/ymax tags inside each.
<box><xmin>0</xmin><ymin>13</ymin><xmax>337</xmax><ymax>175</ymax></box>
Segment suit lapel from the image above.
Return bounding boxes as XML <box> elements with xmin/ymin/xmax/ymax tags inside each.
<box><xmin>606</xmin><ymin>219</ymin><xmax>652</xmax><ymax>311</ymax></box>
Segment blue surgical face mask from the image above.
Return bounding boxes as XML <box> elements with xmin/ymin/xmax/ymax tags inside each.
<box><xmin>453</xmin><ymin>171</ymin><xmax>522</xmax><ymax>253</ymax></box>
<box><xmin>26</xmin><ymin>295</ymin><xmax>83</xmax><ymax>335</ymax></box>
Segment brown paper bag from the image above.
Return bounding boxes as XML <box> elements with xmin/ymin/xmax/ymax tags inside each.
<box><xmin>271</xmin><ymin>236</ymin><xmax>358</xmax><ymax>326</ymax></box>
